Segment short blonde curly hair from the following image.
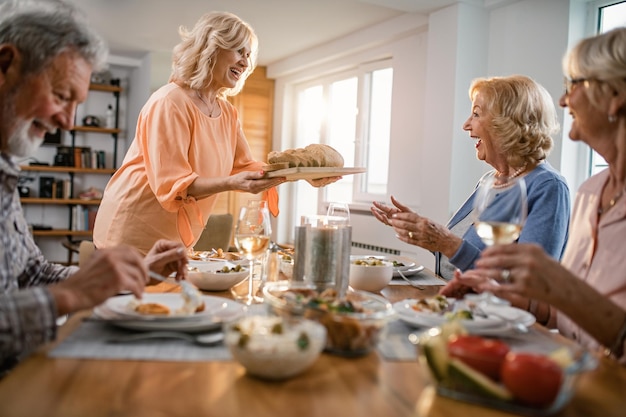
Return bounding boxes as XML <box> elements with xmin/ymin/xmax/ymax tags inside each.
<box><xmin>169</xmin><ymin>11</ymin><xmax>258</xmax><ymax>98</ymax></box>
<box><xmin>469</xmin><ymin>75</ymin><xmax>559</xmax><ymax>168</ymax></box>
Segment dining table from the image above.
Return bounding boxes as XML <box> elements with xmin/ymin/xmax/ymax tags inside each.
<box><xmin>0</xmin><ymin>267</ymin><xmax>624</xmax><ymax>417</ymax></box>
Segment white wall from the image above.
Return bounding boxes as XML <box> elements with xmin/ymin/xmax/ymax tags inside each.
<box><xmin>267</xmin><ymin>0</ymin><xmax>577</xmax><ymax>272</ymax></box>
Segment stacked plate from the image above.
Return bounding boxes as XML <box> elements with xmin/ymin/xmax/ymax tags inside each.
<box><xmin>93</xmin><ymin>293</ymin><xmax>246</xmax><ymax>333</ymax></box>
<box><xmin>350</xmin><ymin>255</ymin><xmax>424</xmax><ymax>277</ymax></box>
<box><xmin>392</xmin><ymin>298</ymin><xmax>536</xmax><ymax>335</ymax></box>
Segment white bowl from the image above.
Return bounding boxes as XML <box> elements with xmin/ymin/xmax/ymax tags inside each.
<box><xmin>349</xmin><ymin>258</ymin><xmax>394</xmax><ymax>292</ymax></box>
<box><xmin>224</xmin><ymin>315</ymin><xmax>326</xmax><ymax>380</ymax></box>
<box><xmin>186</xmin><ymin>263</ymin><xmax>248</xmax><ymax>291</ymax></box>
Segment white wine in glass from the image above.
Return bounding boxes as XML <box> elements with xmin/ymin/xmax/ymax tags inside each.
<box><xmin>234</xmin><ymin>200</ymin><xmax>271</xmax><ymax>305</ymax></box>
<box><xmin>473</xmin><ymin>174</ymin><xmax>527</xmax><ymax>246</ymax></box>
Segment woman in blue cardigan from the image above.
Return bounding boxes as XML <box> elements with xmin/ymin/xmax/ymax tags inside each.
<box><xmin>372</xmin><ymin>75</ymin><xmax>570</xmax><ymax>287</ymax></box>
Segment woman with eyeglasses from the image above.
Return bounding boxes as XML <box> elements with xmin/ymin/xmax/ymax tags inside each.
<box><xmin>459</xmin><ymin>27</ymin><xmax>626</xmax><ymax>363</ymax></box>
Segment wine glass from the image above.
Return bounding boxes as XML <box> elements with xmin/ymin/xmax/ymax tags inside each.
<box><xmin>472</xmin><ymin>174</ymin><xmax>527</xmax><ymax>304</ymax></box>
<box><xmin>326</xmin><ymin>202</ymin><xmax>351</xmax><ymax>225</ymax></box>
<box><xmin>472</xmin><ymin>174</ymin><xmax>527</xmax><ymax>247</ymax></box>
<box><xmin>233</xmin><ymin>200</ymin><xmax>271</xmax><ymax>305</ymax></box>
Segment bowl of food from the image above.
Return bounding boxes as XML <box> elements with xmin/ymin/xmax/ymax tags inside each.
<box><xmin>349</xmin><ymin>257</ymin><xmax>394</xmax><ymax>292</ymax></box>
<box><xmin>263</xmin><ymin>281</ymin><xmax>395</xmax><ymax>357</ymax></box>
<box><xmin>224</xmin><ymin>314</ymin><xmax>326</xmax><ymax>380</ymax></box>
<box><xmin>412</xmin><ymin>324</ymin><xmax>598</xmax><ymax>415</ymax></box>
<box><xmin>186</xmin><ymin>263</ymin><xmax>248</xmax><ymax>291</ymax></box>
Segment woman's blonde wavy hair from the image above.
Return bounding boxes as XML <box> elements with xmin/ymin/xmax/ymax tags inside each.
<box><xmin>169</xmin><ymin>11</ymin><xmax>258</xmax><ymax>98</ymax></box>
<box><xmin>469</xmin><ymin>75</ymin><xmax>559</xmax><ymax>168</ymax></box>
<box><xmin>562</xmin><ymin>27</ymin><xmax>626</xmax><ymax>110</ymax></box>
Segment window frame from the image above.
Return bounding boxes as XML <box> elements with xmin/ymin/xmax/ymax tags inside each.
<box><xmin>290</xmin><ymin>58</ymin><xmax>394</xmax><ymax>214</ymax></box>
<box><xmin>586</xmin><ymin>0</ymin><xmax>625</xmax><ymax>177</ymax></box>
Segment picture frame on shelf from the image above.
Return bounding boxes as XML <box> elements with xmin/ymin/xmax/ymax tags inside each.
<box><xmin>43</xmin><ymin>130</ymin><xmax>61</xmax><ymax>145</ymax></box>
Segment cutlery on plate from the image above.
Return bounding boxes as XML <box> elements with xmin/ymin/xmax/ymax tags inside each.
<box><xmin>473</xmin><ymin>305</ymin><xmax>528</xmax><ymax>334</ymax></box>
<box><xmin>148</xmin><ymin>271</ymin><xmax>202</xmax><ymax>305</ymax></box>
<box><xmin>396</xmin><ymin>268</ymin><xmax>426</xmax><ymax>290</ymax></box>
<box><xmin>106</xmin><ymin>331</ymin><xmax>224</xmax><ymax>346</ymax></box>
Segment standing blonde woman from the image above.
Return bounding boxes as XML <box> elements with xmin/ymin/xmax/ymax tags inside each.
<box><xmin>94</xmin><ymin>12</ymin><xmax>287</xmax><ymax>254</ymax></box>
<box><xmin>460</xmin><ymin>28</ymin><xmax>626</xmax><ymax>363</ymax></box>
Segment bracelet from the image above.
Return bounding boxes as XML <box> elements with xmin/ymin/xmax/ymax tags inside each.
<box><xmin>606</xmin><ymin>313</ymin><xmax>626</xmax><ymax>359</ymax></box>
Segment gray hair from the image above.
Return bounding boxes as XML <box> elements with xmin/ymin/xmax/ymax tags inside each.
<box><xmin>0</xmin><ymin>0</ymin><xmax>108</xmax><ymax>76</ymax></box>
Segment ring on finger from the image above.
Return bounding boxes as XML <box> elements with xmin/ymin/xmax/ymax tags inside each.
<box><xmin>408</xmin><ymin>231</ymin><xmax>414</xmax><ymax>239</ymax></box>
<box><xmin>500</xmin><ymin>268</ymin><xmax>512</xmax><ymax>283</ymax></box>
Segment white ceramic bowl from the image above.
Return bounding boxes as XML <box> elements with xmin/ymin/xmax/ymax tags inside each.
<box><xmin>224</xmin><ymin>315</ymin><xmax>326</xmax><ymax>380</ymax></box>
<box><xmin>186</xmin><ymin>263</ymin><xmax>248</xmax><ymax>291</ymax></box>
<box><xmin>349</xmin><ymin>257</ymin><xmax>394</xmax><ymax>292</ymax></box>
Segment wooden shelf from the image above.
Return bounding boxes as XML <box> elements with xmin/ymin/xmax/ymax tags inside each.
<box><xmin>21</xmin><ymin>198</ymin><xmax>101</xmax><ymax>205</ymax></box>
<box><xmin>32</xmin><ymin>230</ymin><xmax>92</xmax><ymax>237</ymax></box>
<box><xmin>89</xmin><ymin>83</ymin><xmax>123</xmax><ymax>93</ymax></box>
<box><xmin>20</xmin><ymin>165</ymin><xmax>115</xmax><ymax>174</ymax></box>
<box><xmin>71</xmin><ymin>126</ymin><xmax>121</xmax><ymax>134</ymax></box>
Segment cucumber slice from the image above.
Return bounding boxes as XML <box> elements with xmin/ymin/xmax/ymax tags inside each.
<box><xmin>447</xmin><ymin>358</ymin><xmax>513</xmax><ymax>401</ymax></box>
<box><xmin>423</xmin><ymin>333</ymin><xmax>448</xmax><ymax>381</ymax></box>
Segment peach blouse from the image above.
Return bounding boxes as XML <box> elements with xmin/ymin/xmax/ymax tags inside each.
<box><xmin>558</xmin><ymin>169</ymin><xmax>626</xmax><ymax>362</ymax></box>
<box><xmin>93</xmin><ymin>83</ymin><xmax>262</xmax><ymax>254</ymax></box>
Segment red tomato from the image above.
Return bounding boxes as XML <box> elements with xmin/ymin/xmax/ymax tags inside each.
<box><xmin>447</xmin><ymin>335</ymin><xmax>510</xmax><ymax>380</ymax></box>
<box><xmin>501</xmin><ymin>353</ymin><xmax>563</xmax><ymax>407</ymax></box>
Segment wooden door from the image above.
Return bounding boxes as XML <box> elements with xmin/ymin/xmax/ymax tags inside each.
<box><xmin>213</xmin><ymin>66</ymin><xmax>274</xmax><ymax>222</ymax></box>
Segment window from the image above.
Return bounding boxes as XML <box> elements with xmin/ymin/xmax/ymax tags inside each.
<box><xmin>588</xmin><ymin>1</ymin><xmax>626</xmax><ymax>176</ymax></box>
<box><xmin>291</xmin><ymin>60</ymin><xmax>393</xmax><ymax>219</ymax></box>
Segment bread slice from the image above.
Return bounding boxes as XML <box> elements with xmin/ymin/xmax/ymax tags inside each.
<box><xmin>267</xmin><ymin>144</ymin><xmax>344</xmax><ymax>168</ymax></box>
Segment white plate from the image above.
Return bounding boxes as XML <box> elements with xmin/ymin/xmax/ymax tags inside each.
<box><xmin>350</xmin><ymin>255</ymin><xmax>421</xmax><ymax>277</ymax></box>
<box><xmin>392</xmin><ymin>265</ymin><xmax>425</xmax><ymax>278</ymax></box>
<box><xmin>392</xmin><ymin>299</ymin><xmax>535</xmax><ymax>331</ymax></box>
<box><xmin>94</xmin><ymin>294</ymin><xmax>246</xmax><ymax>332</ymax></box>
<box><xmin>104</xmin><ymin>293</ymin><xmax>237</xmax><ymax>321</ymax></box>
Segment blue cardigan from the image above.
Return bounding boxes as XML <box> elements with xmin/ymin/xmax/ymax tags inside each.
<box><xmin>436</xmin><ymin>162</ymin><xmax>571</xmax><ymax>278</ymax></box>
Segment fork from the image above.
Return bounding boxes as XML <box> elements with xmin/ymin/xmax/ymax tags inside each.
<box><xmin>148</xmin><ymin>271</ymin><xmax>203</xmax><ymax>309</ymax></box>
<box><xmin>396</xmin><ymin>268</ymin><xmax>426</xmax><ymax>290</ymax></box>
<box><xmin>473</xmin><ymin>304</ymin><xmax>529</xmax><ymax>334</ymax></box>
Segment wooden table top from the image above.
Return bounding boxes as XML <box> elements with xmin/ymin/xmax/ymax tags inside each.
<box><xmin>0</xmin><ymin>275</ymin><xmax>624</xmax><ymax>417</ymax></box>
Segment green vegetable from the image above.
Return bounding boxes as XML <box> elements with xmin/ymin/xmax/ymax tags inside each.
<box><xmin>422</xmin><ymin>333</ymin><xmax>449</xmax><ymax>381</ymax></box>
<box><xmin>446</xmin><ymin>358</ymin><xmax>513</xmax><ymax>401</ymax></box>
<box><xmin>297</xmin><ymin>332</ymin><xmax>310</xmax><ymax>350</ymax></box>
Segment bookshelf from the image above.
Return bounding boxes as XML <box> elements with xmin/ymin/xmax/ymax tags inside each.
<box><xmin>19</xmin><ymin>83</ymin><xmax>123</xmax><ymax>259</ymax></box>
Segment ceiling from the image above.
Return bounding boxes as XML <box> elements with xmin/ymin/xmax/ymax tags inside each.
<box><xmin>66</xmin><ymin>0</ymin><xmax>462</xmax><ymax>87</ymax></box>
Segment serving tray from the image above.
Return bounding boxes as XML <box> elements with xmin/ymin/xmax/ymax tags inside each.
<box><xmin>265</xmin><ymin>167</ymin><xmax>366</xmax><ymax>181</ymax></box>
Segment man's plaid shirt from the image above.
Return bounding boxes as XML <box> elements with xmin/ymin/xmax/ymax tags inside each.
<box><xmin>0</xmin><ymin>154</ymin><xmax>77</xmax><ymax>376</ymax></box>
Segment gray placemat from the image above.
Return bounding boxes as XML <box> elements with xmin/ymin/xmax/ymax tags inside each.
<box><xmin>49</xmin><ymin>305</ymin><xmax>268</xmax><ymax>362</ymax></box>
<box><xmin>48</xmin><ymin>320</ymin><xmax>232</xmax><ymax>362</ymax></box>
<box><xmin>377</xmin><ymin>319</ymin><xmax>420</xmax><ymax>360</ymax></box>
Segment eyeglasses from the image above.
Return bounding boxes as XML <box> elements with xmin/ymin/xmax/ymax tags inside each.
<box><xmin>563</xmin><ymin>77</ymin><xmax>589</xmax><ymax>95</ymax></box>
